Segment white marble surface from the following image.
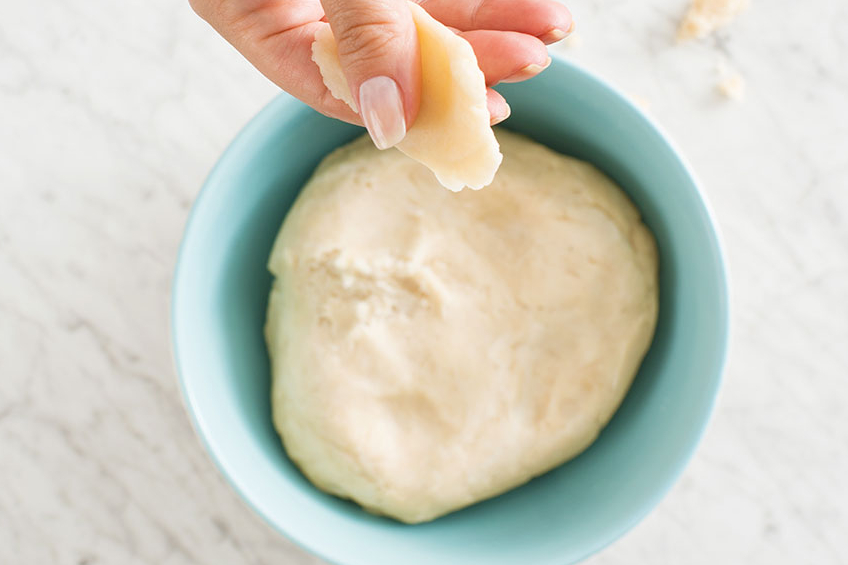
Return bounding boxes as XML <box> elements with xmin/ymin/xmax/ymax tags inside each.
<box><xmin>2</xmin><ymin>0</ymin><xmax>847</xmax><ymax>563</ymax></box>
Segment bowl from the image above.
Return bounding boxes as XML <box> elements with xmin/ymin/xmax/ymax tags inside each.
<box><xmin>172</xmin><ymin>56</ymin><xmax>729</xmax><ymax>565</ymax></box>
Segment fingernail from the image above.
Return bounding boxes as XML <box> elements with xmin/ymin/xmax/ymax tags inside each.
<box><xmin>540</xmin><ymin>20</ymin><xmax>575</xmax><ymax>44</ymax></box>
<box><xmin>491</xmin><ymin>103</ymin><xmax>511</xmax><ymax>126</ymax></box>
<box><xmin>359</xmin><ymin>76</ymin><xmax>406</xmax><ymax>150</ymax></box>
<box><xmin>502</xmin><ymin>56</ymin><xmax>552</xmax><ymax>83</ymax></box>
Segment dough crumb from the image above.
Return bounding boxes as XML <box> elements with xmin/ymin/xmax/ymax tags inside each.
<box><xmin>717</xmin><ymin>71</ymin><xmax>746</xmax><ymax>101</ymax></box>
<box><xmin>678</xmin><ymin>0</ymin><xmax>750</xmax><ymax>41</ymax></box>
<box><xmin>716</xmin><ymin>60</ymin><xmax>746</xmax><ymax>101</ymax></box>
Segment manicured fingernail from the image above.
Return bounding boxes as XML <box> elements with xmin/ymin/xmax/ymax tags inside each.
<box><xmin>540</xmin><ymin>20</ymin><xmax>574</xmax><ymax>44</ymax></box>
<box><xmin>491</xmin><ymin>103</ymin><xmax>511</xmax><ymax>126</ymax></box>
<box><xmin>502</xmin><ymin>56</ymin><xmax>552</xmax><ymax>83</ymax></box>
<box><xmin>359</xmin><ymin>76</ymin><xmax>406</xmax><ymax>150</ymax></box>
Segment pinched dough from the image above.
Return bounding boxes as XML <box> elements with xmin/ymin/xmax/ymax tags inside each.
<box><xmin>312</xmin><ymin>2</ymin><xmax>502</xmax><ymax>191</ymax></box>
<box><xmin>266</xmin><ymin>131</ymin><xmax>659</xmax><ymax>523</ymax></box>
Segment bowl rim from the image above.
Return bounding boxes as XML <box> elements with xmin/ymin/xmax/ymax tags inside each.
<box><xmin>171</xmin><ymin>54</ymin><xmax>731</xmax><ymax>565</ymax></box>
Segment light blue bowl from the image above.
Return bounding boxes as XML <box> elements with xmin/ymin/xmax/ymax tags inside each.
<box><xmin>172</xmin><ymin>57</ymin><xmax>729</xmax><ymax>565</ymax></box>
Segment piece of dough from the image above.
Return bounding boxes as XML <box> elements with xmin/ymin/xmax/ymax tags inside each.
<box><xmin>312</xmin><ymin>2</ymin><xmax>502</xmax><ymax>191</ymax></box>
<box><xmin>678</xmin><ymin>0</ymin><xmax>750</xmax><ymax>41</ymax></box>
<box><xmin>266</xmin><ymin>130</ymin><xmax>659</xmax><ymax>524</ymax></box>
<box><xmin>716</xmin><ymin>60</ymin><xmax>746</xmax><ymax>101</ymax></box>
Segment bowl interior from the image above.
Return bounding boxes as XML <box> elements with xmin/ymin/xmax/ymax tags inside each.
<box><xmin>173</xmin><ymin>58</ymin><xmax>728</xmax><ymax>565</ymax></box>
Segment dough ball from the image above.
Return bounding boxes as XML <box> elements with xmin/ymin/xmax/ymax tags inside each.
<box><xmin>266</xmin><ymin>130</ymin><xmax>659</xmax><ymax>523</ymax></box>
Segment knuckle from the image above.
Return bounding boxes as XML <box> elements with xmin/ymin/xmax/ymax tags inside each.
<box><xmin>335</xmin><ymin>18</ymin><xmax>401</xmax><ymax>63</ymax></box>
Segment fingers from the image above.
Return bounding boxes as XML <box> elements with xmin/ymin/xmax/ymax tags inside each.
<box><xmin>252</xmin><ymin>22</ymin><xmax>362</xmax><ymax>123</ymax></box>
<box><xmin>321</xmin><ymin>0</ymin><xmax>421</xmax><ymax>149</ymax></box>
<box><xmin>460</xmin><ymin>30</ymin><xmax>549</xmax><ymax>86</ymax></box>
<box><xmin>487</xmin><ymin>89</ymin><xmax>510</xmax><ymax>125</ymax></box>
<box><xmin>417</xmin><ymin>0</ymin><xmax>572</xmax><ymax>44</ymax></box>
<box><xmin>191</xmin><ymin>0</ymin><xmax>554</xmax><ymax>134</ymax></box>
<box><xmin>193</xmin><ymin>1</ymin><xmax>362</xmax><ymax>123</ymax></box>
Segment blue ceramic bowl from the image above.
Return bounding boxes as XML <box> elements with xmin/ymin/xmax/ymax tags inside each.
<box><xmin>172</xmin><ymin>57</ymin><xmax>729</xmax><ymax>565</ymax></box>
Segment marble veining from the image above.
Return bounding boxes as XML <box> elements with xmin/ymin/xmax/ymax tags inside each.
<box><xmin>1</xmin><ymin>0</ymin><xmax>847</xmax><ymax>563</ymax></box>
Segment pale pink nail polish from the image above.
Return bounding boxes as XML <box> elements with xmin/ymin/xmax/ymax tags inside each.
<box><xmin>502</xmin><ymin>57</ymin><xmax>552</xmax><ymax>84</ymax></box>
<box><xmin>540</xmin><ymin>20</ymin><xmax>575</xmax><ymax>44</ymax></box>
<box><xmin>359</xmin><ymin>76</ymin><xmax>407</xmax><ymax>150</ymax></box>
<box><xmin>491</xmin><ymin>103</ymin><xmax>511</xmax><ymax>126</ymax></box>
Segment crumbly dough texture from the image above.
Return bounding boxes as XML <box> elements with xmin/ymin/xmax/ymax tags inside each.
<box><xmin>266</xmin><ymin>131</ymin><xmax>659</xmax><ymax>523</ymax></box>
<box><xmin>678</xmin><ymin>0</ymin><xmax>750</xmax><ymax>40</ymax></box>
<box><xmin>312</xmin><ymin>2</ymin><xmax>502</xmax><ymax>191</ymax></box>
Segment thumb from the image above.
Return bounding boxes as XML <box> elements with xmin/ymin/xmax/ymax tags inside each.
<box><xmin>321</xmin><ymin>0</ymin><xmax>420</xmax><ymax>149</ymax></box>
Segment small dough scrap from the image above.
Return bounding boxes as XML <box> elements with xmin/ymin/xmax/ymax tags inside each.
<box><xmin>312</xmin><ymin>2</ymin><xmax>502</xmax><ymax>191</ymax></box>
<box><xmin>266</xmin><ymin>131</ymin><xmax>659</xmax><ymax>524</ymax></box>
<box><xmin>717</xmin><ymin>61</ymin><xmax>746</xmax><ymax>101</ymax></box>
<box><xmin>678</xmin><ymin>0</ymin><xmax>750</xmax><ymax>41</ymax></box>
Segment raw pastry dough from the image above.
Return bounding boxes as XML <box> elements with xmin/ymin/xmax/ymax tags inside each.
<box><xmin>312</xmin><ymin>2</ymin><xmax>502</xmax><ymax>191</ymax></box>
<box><xmin>266</xmin><ymin>131</ymin><xmax>659</xmax><ymax>523</ymax></box>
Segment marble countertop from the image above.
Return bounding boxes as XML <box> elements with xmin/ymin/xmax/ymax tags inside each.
<box><xmin>2</xmin><ymin>0</ymin><xmax>847</xmax><ymax>563</ymax></box>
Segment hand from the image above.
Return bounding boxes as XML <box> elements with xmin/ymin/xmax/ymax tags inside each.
<box><xmin>190</xmin><ymin>0</ymin><xmax>572</xmax><ymax>148</ymax></box>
